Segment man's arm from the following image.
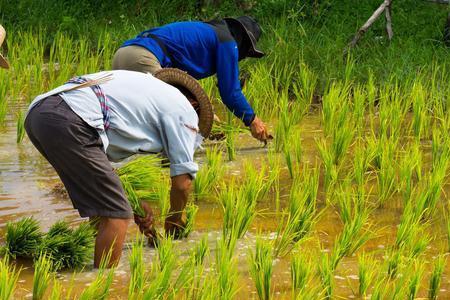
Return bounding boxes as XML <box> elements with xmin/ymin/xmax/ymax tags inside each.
<box><xmin>216</xmin><ymin>42</ymin><xmax>268</xmax><ymax>141</ymax></box>
<box><xmin>165</xmin><ymin>174</ymin><xmax>192</xmax><ymax>231</ymax></box>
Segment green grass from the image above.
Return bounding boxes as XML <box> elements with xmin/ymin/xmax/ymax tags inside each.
<box><xmin>358</xmin><ymin>253</ymin><xmax>377</xmax><ymax>297</ymax></box>
<box><xmin>428</xmin><ymin>255</ymin><xmax>446</xmax><ymax>300</ymax></box>
<box><xmin>128</xmin><ymin>234</ymin><xmax>146</xmax><ymax>299</ymax></box>
<box><xmin>193</xmin><ymin>146</ymin><xmax>224</xmax><ymax>200</ymax></box>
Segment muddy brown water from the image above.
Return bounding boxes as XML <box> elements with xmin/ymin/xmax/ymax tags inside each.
<box><xmin>2</xmin><ymin>111</ymin><xmax>450</xmax><ymax>299</ymax></box>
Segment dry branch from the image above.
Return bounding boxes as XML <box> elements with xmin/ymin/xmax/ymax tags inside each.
<box><xmin>345</xmin><ymin>0</ymin><xmax>393</xmax><ymax>54</ymax></box>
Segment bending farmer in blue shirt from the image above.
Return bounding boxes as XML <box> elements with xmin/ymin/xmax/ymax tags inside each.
<box><xmin>112</xmin><ymin>16</ymin><xmax>269</xmax><ymax>142</ymax></box>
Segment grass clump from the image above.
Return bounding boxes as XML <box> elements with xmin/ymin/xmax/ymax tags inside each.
<box><xmin>0</xmin><ymin>256</ymin><xmax>21</xmax><ymax>300</ymax></box>
<box><xmin>39</xmin><ymin>221</ymin><xmax>95</xmax><ymax>270</ymax></box>
<box><xmin>32</xmin><ymin>253</ymin><xmax>54</xmax><ymax>300</ymax></box>
<box><xmin>291</xmin><ymin>252</ymin><xmax>313</xmax><ymax>297</ymax></box>
<box><xmin>128</xmin><ymin>234</ymin><xmax>146</xmax><ymax>299</ymax></box>
<box><xmin>79</xmin><ymin>251</ymin><xmax>115</xmax><ymax>300</ymax></box>
<box><xmin>249</xmin><ymin>237</ymin><xmax>273</xmax><ymax>300</ymax></box>
<box><xmin>358</xmin><ymin>253</ymin><xmax>377</xmax><ymax>298</ymax></box>
<box><xmin>4</xmin><ymin>217</ymin><xmax>43</xmax><ymax>259</ymax></box>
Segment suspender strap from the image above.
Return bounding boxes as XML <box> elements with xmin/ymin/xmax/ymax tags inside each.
<box><xmin>141</xmin><ymin>32</ymin><xmax>174</xmax><ymax>64</ymax></box>
<box><xmin>66</xmin><ymin>76</ymin><xmax>111</xmax><ymax>130</ymax></box>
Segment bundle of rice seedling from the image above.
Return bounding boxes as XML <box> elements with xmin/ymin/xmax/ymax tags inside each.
<box><xmin>117</xmin><ymin>155</ymin><xmax>167</xmax><ymax>216</ymax></box>
<box><xmin>4</xmin><ymin>217</ymin><xmax>43</xmax><ymax>259</ymax></box>
<box><xmin>39</xmin><ymin>221</ymin><xmax>95</xmax><ymax>270</ymax></box>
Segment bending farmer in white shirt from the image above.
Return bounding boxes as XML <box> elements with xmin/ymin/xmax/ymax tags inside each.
<box><xmin>25</xmin><ymin>70</ymin><xmax>204</xmax><ymax>267</ymax></box>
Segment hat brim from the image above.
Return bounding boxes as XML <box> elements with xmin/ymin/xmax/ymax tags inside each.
<box><xmin>154</xmin><ymin>68</ymin><xmax>214</xmax><ymax>138</ymax></box>
<box><xmin>224</xmin><ymin>17</ymin><xmax>265</xmax><ymax>59</ymax></box>
<box><xmin>0</xmin><ymin>54</ymin><xmax>9</xmax><ymax>69</ymax></box>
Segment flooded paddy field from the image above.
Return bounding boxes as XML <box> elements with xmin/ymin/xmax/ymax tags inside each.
<box><xmin>3</xmin><ymin>103</ymin><xmax>450</xmax><ymax>299</ymax></box>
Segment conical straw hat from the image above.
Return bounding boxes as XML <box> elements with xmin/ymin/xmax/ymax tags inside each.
<box><xmin>0</xmin><ymin>25</ymin><xmax>9</xmax><ymax>69</ymax></box>
<box><xmin>154</xmin><ymin>68</ymin><xmax>214</xmax><ymax>138</ymax></box>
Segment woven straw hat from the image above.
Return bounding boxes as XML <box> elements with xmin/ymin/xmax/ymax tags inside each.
<box><xmin>0</xmin><ymin>25</ymin><xmax>9</xmax><ymax>69</ymax></box>
<box><xmin>154</xmin><ymin>68</ymin><xmax>213</xmax><ymax>138</ymax></box>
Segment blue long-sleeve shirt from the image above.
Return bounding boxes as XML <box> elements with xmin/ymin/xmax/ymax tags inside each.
<box><xmin>121</xmin><ymin>21</ymin><xmax>256</xmax><ymax>126</ymax></box>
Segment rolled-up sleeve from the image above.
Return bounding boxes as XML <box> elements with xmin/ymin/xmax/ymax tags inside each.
<box><xmin>157</xmin><ymin>113</ymin><xmax>199</xmax><ymax>178</ymax></box>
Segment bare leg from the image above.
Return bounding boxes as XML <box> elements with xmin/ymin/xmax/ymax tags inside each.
<box><xmin>94</xmin><ymin>217</ymin><xmax>130</xmax><ymax>268</ymax></box>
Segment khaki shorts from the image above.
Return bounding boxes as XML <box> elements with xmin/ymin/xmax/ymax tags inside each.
<box><xmin>112</xmin><ymin>45</ymin><xmax>162</xmax><ymax>74</ymax></box>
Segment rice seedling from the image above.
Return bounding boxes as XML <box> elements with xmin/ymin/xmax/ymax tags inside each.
<box><xmin>4</xmin><ymin>216</ymin><xmax>43</xmax><ymax>259</ymax></box>
<box><xmin>32</xmin><ymin>252</ymin><xmax>54</xmax><ymax>300</ymax></box>
<box><xmin>48</xmin><ymin>280</ymin><xmax>63</xmax><ymax>300</ymax></box>
<box><xmin>290</xmin><ymin>252</ymin><xmax>313</xmax><ymax>297</ymax></box>
<box><xmin>117</xmin><ymin>155</ymin><xmax>166</xmax><ymax>216</ymax></box>
<box><xmin>331</xmin><ymin>208</ymin><xmax>371</xmax><ymax>270</ymax></box>
<box><xmin>316</xmin><ymin>138</ymin><xmax>338</xmax><ymax>195</ymax></box>
<box><xmin>318</xmin><ymin>252</ymin><xmax>333</xmax><ymax>300</ymax></box>
<box><xmin>16</xmin><ymin>111</ymin><xmax>25</xmax><ymax>143</ymax></box>
<box><xmin>410</xmin><ymin>82</ymin><xmax>430</xmax><ymax>140</ymax></box>
<box><xmin>267</xmin><ymin>149</ymin><xmax>282</xmax><ymax>212</ymax></box>
<box><xmin>399</xmin><ymin>141</ymin><xmax>422</xmax><ymax>203</ymax></box>
<box><xmin>214</xmin><ymin>238</ymin><xmax>239</xmax><ymax>300</ymax></box>
<box><xmin>191</xmin><ymin>235</ymin><xmax>209</xmax><ymax>266</ymax></box>
<box><xmin>376</xmin><ymin>137</ymin><xmax>398</xmax><ymax>206</ymax></box>
<box><xmin>142</xmin><ymin>236</ymin><xmax>176</xmax><ymax>300</ymax></box>
<box><xmin>273</xmin><ymin>166</ymin><xmax>319</xmax><ymax>257</ymax></box>
<box><xmin>219</xmin><ymin>179</ymin><xmax>257</xmax><ymax>249</ymax></box>
<box><xmin>370</xmin><ymin>276</ymin><xmax>389</xmax><ymax>300</ymax></box>
<box><xmin>274</xmin><ymin>91</ymin><xmax>293</xmax><ymax>152</ymax></box>
<box><xmin>39</xmin><ymin>221</ymin><xmax>95</xmax><ymax>270</ymax></box>
<box><xmin>352</xmin><ymin>85</ymin><xmax>367</xmax><ymax>135</ymax></box>
<box><xmin>330</xmin><ymin>105</ymin><xmax>355</xmax><ymax>166</ymax></box>
<box><xmin>0</xmin><ymin>256</ymin><xmax>21</xmax><ymax>300</ymax></box>
<box><xmin>242</xmin><ymin>161</ymin><xmax>272</xmax><ymax>203</ymax></box>
<box><xmin>386</xmin><ymin>248</ymin><xmax>403</xmax><ymax>279</ymax></box>
<box><xmin>193</xmin><ymin>146</ymin><xmax>223</xmax><ymax>200</ymax></box>
<box><xmin>128</xmin><ymin>234</ymin><xmax>146</xmax><ymax>299</ymax></box>
<box><xmin>406</xmin><ymin>260</ymin><xmax>424</xmax><ymax>300</ymax></box>
<box><xmin>182</xmin><ymin>202</ymin><xmax>198</xmax><ymax>238</ymax></box>
<box><xmin>321</xmin><ymin>82</ymin><xmax>350</xmax><ymax>137</ymax></box>
<box><xmin>292</xmin><ymin>61</ymin><xmax>317</xmax><ymax>116</ymax></box>
<box><xmin>248</xmin><ymin>237</ymin><xmax>273</xmax><ymax>300</ymax></box>
<box><xmin>78</xmin><ymin>250</ymin><xmax>115</xmax><ymax>300</ymax></box>
<box><xmin>428</xmin><ymin>255</ymin><xmax>446</xmax><ymax>300</ymax></box>
<box><xmin>358</xmin><ymin>253</ymin><xmax>377</xmax><ymax>298</ymax></box>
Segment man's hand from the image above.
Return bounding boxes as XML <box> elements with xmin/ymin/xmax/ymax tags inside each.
<box><xmin>249</xmin><ymin>116</ymin><xmax>269</xmax><ymax>142</ymax></box>
<box><xmin>134</xmin><ymin>201</ymin><xmax>156</xmax><ymax>238</ymax></box>
<box><xmin>165</xmin><ymin>174</ymin><xmax>191</xmax><ymax>238</ymax></box>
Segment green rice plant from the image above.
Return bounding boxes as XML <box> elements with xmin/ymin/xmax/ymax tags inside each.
<box><xmin>219</xmin><ymin>179</ymin><xmax>257</xmax><ymax>249</ymax></box>
<box><xmin>399</xmin><ymin>141</ymin><xmax>422</xmax><ymax>203</ymax></box>
<box><xmin>194</xmin><ymin>146</ymin><xmax>223</xmax><ymax>200</ymax></box>
<box><xmin>410</xmin><ymin>82</ymin><xmax>430</xmax><ymax>140</ymax></box>
<box><xmin>143</xmin><ymin>237</ymin><xmax>176</xmax><ymax>300</ymax></box>
<box><xmin>273</xmin><ymin>166</ymin><xmax>319</xmax><ymax>257</ymax></box>
<box><xmin>32</xmin><ymin>253</ymin><xmax>54</xmax><ymax>300</ymax></box>
<box><xmin>128</xmin><ymin>234</ymin><xmax>146</xmax><ymax>299</ymax></box>
<box><xmin>274</xmin><ymin>91</ymin><xmax>293</xmax><ymax>152</ymax></box>
<box><xmin>330</xmin><ymin>105</ymin><xmax>354</xmax><ymax>166</ymax></box>
<box><xmin>267</xmin><ymin>149</ymin><xmax>282</xmax><ymax>212</ymax></box>
<box><xmin>406</xmin><ymin>260</ymin><xmax>424</xmax><ymax>300</ymax></box>
<box><xmin>352</xmin><ymin>85</ymin><xmax>367</xmax><ymax>135</ymax></box>
<box><xmin>214</xmin><ymin>238</ymin><xmax>239</xmax><ymax>300</ymax></box>
<box><xmin>386</xmin><ymin>248</ymin><xmax>403</xmax><ymax>279</ymax></box>
<box><xmin>79</xmin><ymin>250</ymin><xmax>115</xmax><ymax>300</ymax></box>
<box><xmin>358</xmin><ymin>253</ymin><xmax>377</xmax><ymax>297</ymax></box>
<box><xmin>242</xmin><ymin>161</ymin><xmax>271</xmax><ymax>203</ymax></box>
<box><xmin>39</xmin><ymin>221</ymin><xmax>95</xmax><ymax>270</ymax></box>
<box><xmin>321</xmin><ymin>82</ymin><xmax>350</xmax><ymax>137</ymax></box>
<box><xmin>331</xmin><ymin>207</ymin><xmax>371</xmax><ymax>270</ymax></box>
<box><xmin>5</xmin><ymin>216</ymin><xmax>43</xmax><ymax>259</ymax></box>
<box><xmin>48</xmin><ymin>280</ymin><xmax>63</xmax><ymax>300</ymax></box>
<box><xmin>292</xmin><ymin>61</ymin><xmax>317</xmax><ymax>116</ymax></box>
<box><xmin>290</xmin><ymin>252</ymin><xmax>313</xmax><ymax>297</ymax></box>
<box><xmin>191</xmin><ymin>235</ymin><xmax>209</xmax><ymax>266</ymax></box>
<box><xmin>316</xmin><ymin>138</ymin><xmax>338</xmax><ymax>195</ymax></box>
<box><xmin>117</xmin><ymin>155</ymin><xmax>166</xmax><ymax>216</ymax></box>
<box><xmin>428</xmin><ymin>255</ymin><xmax>446</xmax><ymax>300</ymax></box>
<box><xmin>376</xmin><ymin>138</ymin><xmax>397</xmax><ymax>206</ymax></box>
<box><xmin>377</xmin><ymin>84</ymin><xmax>406</xmax><ymax>140</ymax></box>
<box><xmin>431</xmin><ymin>125</ymin><xmax>449</xmax><ymax>171</ymax></box>
<box><xmin>352</xmin><ymin>140</ymin><xmax>376</xmax><ymax>187</ymax></box>
<box><xmin>248</xmin><ymin>237</ymin><xmax>273</xmax><ymax>300</ymax></box>
<box><xmin>182</xmin><ymin>202</ymin><xmax>198</xmax><ymax>238</ymax></box>
<box><xmin>16</xmin><ymin>111</ymin><xmax>25</xmax><ymax>143</ymax></box>
<box><xmin>0</xmin><ymin>256</ymin><xmax>21</xmax><ymax>300</ymax></box>
<box><xmin>370</xmin><ymin>276</ymin><xmax>389</xmax><ymax>300</ymax></box>
<box><xmin>318</xmin><ymin>252</ymin><xmax>333</xmax><ymax>300</ymax></box>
